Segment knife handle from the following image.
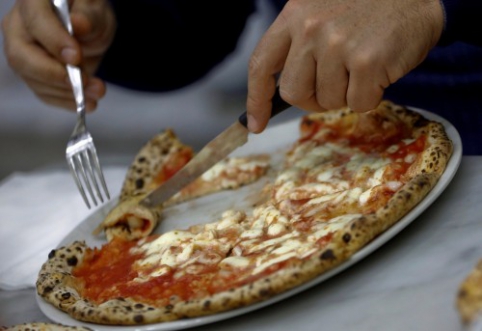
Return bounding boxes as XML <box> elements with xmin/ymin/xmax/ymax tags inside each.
<box><xmin>238</xmin><ymin>86</ymin><xmax>291</xmax><ymax>127</ymax></box>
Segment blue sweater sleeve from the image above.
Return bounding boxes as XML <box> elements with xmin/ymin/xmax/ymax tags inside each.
<box><xmin>96</xmin><ymin>0</ymin><xmax>256</xmax><ymax>91</ymax></box>
<box><xmin>439</xmin><ymin>0</ymin><xmax>482</xmax><ymax>45</ymax></box>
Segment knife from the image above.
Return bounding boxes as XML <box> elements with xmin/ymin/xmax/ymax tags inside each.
<box><xmin>140</xmin><ymin>87</ymin><xmax>291</xmax><ymax>208</ymax></box>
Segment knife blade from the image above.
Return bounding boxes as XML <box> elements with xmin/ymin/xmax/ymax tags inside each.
<box><xmin>140</xmin><ymin>87</ymin><xmax>291</xmax><ymax>208</ymax></box>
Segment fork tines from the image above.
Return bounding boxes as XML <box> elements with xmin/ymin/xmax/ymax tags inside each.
<box><xmin>66</xmin><ymin>145</ymin><xmax>110</xmax><ymax>209</ymax></box>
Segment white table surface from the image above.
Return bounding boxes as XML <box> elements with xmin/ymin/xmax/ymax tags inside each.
<box><xmin>1</xmin><ymin>156</ymin><xmax>481</xmax><ymax>331</ymax></box>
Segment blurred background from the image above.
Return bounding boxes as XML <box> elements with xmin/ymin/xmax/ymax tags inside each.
<box><xmin>0</xmin><ymin>0</ymin><xmax>303</xmax><ymax>182</ymax></box>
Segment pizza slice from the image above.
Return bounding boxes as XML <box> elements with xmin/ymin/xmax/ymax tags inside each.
<box><xmin>94</xmin><ymin>129</ymin><xmax>271</xmax><ymax>241</ymax></box>
<box><xmin>92</xmin><ymin>129</ymin><xmax>193</xmax><ymax>241</ymax></box>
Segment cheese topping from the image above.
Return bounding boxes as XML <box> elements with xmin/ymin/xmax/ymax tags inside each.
<box><xmin>128</xmin><ymin>135</ymin><xmax>418</xmax><ymax>282</ymax></box>
<box><xmin>72</xmin><ymin>108</ymin><xmax>428</xmax><ymax>306</ymax></box>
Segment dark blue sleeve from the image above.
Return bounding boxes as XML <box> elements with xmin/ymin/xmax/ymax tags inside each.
<box><xmin>439</xmin><ymin>0</ymin><xmax>482</xmax><ymax>46</ymax></box>
<box><xmin>96</xmin><ymin>0</ymin><xmax>256</xmax><ymax>92</ymax></box>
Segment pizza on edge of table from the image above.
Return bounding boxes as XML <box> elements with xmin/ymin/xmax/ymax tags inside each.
<box><xmin>37</xmin><ymin>100</ymin><xmax>453</xmax><ymax>325</ymax></box>
<box><xmin>457</xmin><ymin>259</ymin><xmax>482</xmax><ymax>326</ymax></box>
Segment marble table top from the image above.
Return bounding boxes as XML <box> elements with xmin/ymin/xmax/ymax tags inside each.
<box><xmin>1</xmin><ymin>157</ymin><xmax>482</xmax><ymax>330</ymax></box>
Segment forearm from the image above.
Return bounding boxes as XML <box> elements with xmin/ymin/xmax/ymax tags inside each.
<box><xmin>439</xmin><ymin>0</ymin><xmax>482</xmax><ymax>46</ymax></box>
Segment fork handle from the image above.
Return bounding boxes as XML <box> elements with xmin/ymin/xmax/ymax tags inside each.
<box><xmin>66</xmin><ymin>66</ymin><xmax>86</xmax><ymax>117</ymax></box>
<box><xmin>51</xmin><ymin>0</ymin><xmax>86</xmax><ymax>119</ymax></box>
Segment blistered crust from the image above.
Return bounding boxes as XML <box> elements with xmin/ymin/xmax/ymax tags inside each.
<box><xmin>38</xmin><ymin>214</ymin><xmax>382</xmax><ymax>325</ymax></box>
<box><xmin>0</xmin><ymin>322</ymin><xmax>93</xmax><ymax>331</ymax></box>
<box><xmin>120</xmin><ymin>129</ymin><xmax>193</xmax><ymax>201</ymax></box>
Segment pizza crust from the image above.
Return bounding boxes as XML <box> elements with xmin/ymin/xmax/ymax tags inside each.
<box><xmin>120</xmin><ymin>129</ymin><xmax>193</xmax><ymax>200</ymax></box>
<box><xmin>0</xmin><ymin>323</ymin><xmax>93</xmax><ymax>331</ymax></box>
<box><xmin>457</xmin><ymin>259</ymin><xmax>482</xmax><ymax>325</ymax></box>
<box><xmin>37</xmin><ymin>214</ymin><xmax>380</xmax><ymax>324</ymax></box>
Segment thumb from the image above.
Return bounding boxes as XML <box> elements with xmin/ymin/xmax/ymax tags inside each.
<box><xmin>69</xmin><ymin>0</ymin><xmax>116</xmax><ymax>58</ymax></box>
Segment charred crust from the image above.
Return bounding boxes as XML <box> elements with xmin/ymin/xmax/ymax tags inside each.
<box><xmin>67</xmin><ymin>256</ymin><xmax>78</xmax><ymax>266</ymax></box>
<box><xmin>259</xmin><ymin>288</ymin><xmax>271</xmax><ymax>297</ymax></box>
<box><xmin>135</xmin><ymin>178</ymin><xmax>145</xmax><ymax>190</ymax></box>
<box><xmin>43</xmin><ymin>286</ymin><xmax>53</xmax><ymax>294</ymax></box>
<box><xmin>320</xmin><ymin>249</ymin><xmax>335</xmax><ymax>260</ymax></box>
<box><xmin>165</xmin><ymin>304</ymin><xmax>174</xmax><ymax>310</ymax></box>
<box><xmin>48</xmin><ymin>249</ymin><xmax>56</xmax><ymax>259</ymax></box>
<box><xmin>342</xmin><ymin>233</ymin><xmax>352</xmax><ymax>243</ymax></box>
<box><xmin>203</xmin><ymin>300</ymin><xmax>211</xmax><ymax>308</ymax></box>
<box><xmin>133</xmin><ymin>315</ymin><xmax>144</xmax><ymax>323</ymax></box>
<box><xmin>61</xmin><ymin>292</ymin><xmax>71</xmax><ymax>300</ymax></box>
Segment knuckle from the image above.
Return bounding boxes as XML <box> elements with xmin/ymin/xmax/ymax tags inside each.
<box><xmin>248</xmin><ymin>53</ymin><xmax>263</xmax><ymax>78</ymax></box>
<box><xmin>349</xmin><ymin>50</ymin><xmax>379</xmax><ymax>72</ymax></box>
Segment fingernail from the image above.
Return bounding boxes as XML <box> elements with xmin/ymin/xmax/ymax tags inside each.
<box><xmin>247</xmin><ymin>113</ymin><xmax>259</xmax><ymax>133</ymax></box>
<box><xmin>61</xmin><ymin>47</ymin><xmax>77</xmax><ymax>64</ymax></box>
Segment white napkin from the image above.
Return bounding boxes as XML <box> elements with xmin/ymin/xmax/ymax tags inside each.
<box><xmin>0</xmin><ymin>167</ymin><xmax>126</xmax><ymax>290</ymax></box>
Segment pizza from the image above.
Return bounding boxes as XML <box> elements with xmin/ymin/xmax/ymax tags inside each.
<box><xmin>0</xmin><ymin>323</ymin><xmax>92</xmax><ymax>331</ymax></box>
<box><xmin>36</xmin><ymin>100</ymin><xmax>453</xmax><ymax>325</ymax></box>
<box><xmin>93</xmin><ymin>129</ymin><xmax>271</xmax><ymax>241</ymax></box>
<box><xmin>457</xmin><ymin>259</ymin><xmax>482</xmax><ymax>326</ymax></box>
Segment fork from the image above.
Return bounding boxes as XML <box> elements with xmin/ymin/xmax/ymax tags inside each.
<box><xmin>52</xmin><ymin>0</ymin><xmax>110</xmax><ymax>208</ymax></box>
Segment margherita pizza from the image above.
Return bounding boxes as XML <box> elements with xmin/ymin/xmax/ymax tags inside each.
<box><xmin>37</xmin><ymin>100</ymin><xmax>453</xmax><ymax>325</ymax></box>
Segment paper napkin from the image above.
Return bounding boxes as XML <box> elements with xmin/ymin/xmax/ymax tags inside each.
<box><xmin>0</xmin><ymin>167</ymin><xmax>126</xmax><ymax>290</ymax></box>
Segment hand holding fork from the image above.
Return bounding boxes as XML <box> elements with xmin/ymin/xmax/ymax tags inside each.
<box><xmin>52</xmin><ymin>0</ymin><xmax>110</xmax><ymax>208</ymax></box>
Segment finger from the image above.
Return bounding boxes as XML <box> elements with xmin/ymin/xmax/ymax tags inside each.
<box><xmin>277</xmin><ymin>32</ymin><xmax>322</xmax><ymax>113</ymax></box>
<box><xmin>3</xmin><ymin>7</ymin><xmax>71</xmax><ymax>88</ymax></box>
<box><xmin>18</xmin><ymin>0</ymin><xmax>81</xmax><ymax>65</ymax></box>
<box><xmin>84</xmin><ymin>77</ymin><xmax>107</xmax><ymax>101</ymax></box>
<box><xmin>247</xmin><ymin>19</ymin><xmax>291</xmax><ymax>133</ymax></box>
<box><xmin>9</xmin><ymin>39</ymin><xmax>71</xmax><ymax>89</ymax></box>
<box><xmin>70</xmin><ymin>0</ymin><xmax>117</xmax><ymax>57</ymax></box>
<box><xmin>346</xmin><ymin>54</ymin><xmax>388</xmax><ymax>112</ymax></box>
<box><xmin>315</xmin><ymin>45</ymin><xmax>349</xmax><ymax>111</ymax></box>
<box><xmin>25</xmin><ymin>72</ymin><xmax>104</xmax><ymax>112</ymax></box>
